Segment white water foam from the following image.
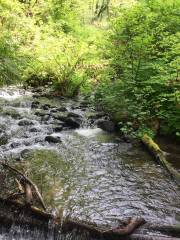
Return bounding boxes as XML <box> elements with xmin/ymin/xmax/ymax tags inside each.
<box><xmin>75</xmin><ymin>128</ymin><xmax>103</xmax><ymax>138</ymax></box>
<box><xmin>0</xmin><ymin>87</ymin><xmax>31</xmax><ymax>100</ymax></box>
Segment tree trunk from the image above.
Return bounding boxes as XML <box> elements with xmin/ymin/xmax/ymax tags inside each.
<box><xmin>142</xmin><ymin>134</ymin><xmax>180</xmax><ymax>183</ymax></box>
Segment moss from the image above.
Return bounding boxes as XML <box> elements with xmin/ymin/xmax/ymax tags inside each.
<box><xmin>142</xmin><ymin>134</ymin><xmax>180</xmax><ymax>182</ymax></box>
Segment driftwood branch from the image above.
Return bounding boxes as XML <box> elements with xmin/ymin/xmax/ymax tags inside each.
<box><xmin>0</xmin><ymin>162</ymin><xmax>46</xmax><ymax>210</ymax></box>
<box><xmin>142</xmin><ymin>134</ymin><xmax>180</xmax><ymax>183</ymax></box>
<box><xmin>62</xmin><ymin>217</ymin><xmax>145</xmax><ymax>237</ymax></box>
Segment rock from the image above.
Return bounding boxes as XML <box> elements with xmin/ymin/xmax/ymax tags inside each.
<box><xmin>32</xmin><ymin>94</ymin><xmax>41</xmax><ymax>98</ymax></box>
<box><xmin>52</xmin><ymin>112</ymin><xmax>81</xmax><ymax>129</ymax></box>
<box><xmin>0</xmin><ymin>124</ymin><xmax>6</xmax><ymax>132</ymax></box>
<box><xmin>97</xmin><ymin>120</ymin><xmax>116</xmax><ymax>132</ymax></box>
<box><xmin>12</xmin><ymin>152</ymin><xmax>21</xmax><ymax>161</ymax></box>
<box><xmin>79</xmin><ymin>100</ymin><xmax>90</xmax><ymax>107</ymax></box>
<box><xmin>50</xmin><ymin>109</ymin><xmax>58</xmax><ymax>113</ymax></box>
<box><xmin>57</xmin><ymin>106</ymin><xmax>67</xmax><ymax>112</ymax></box>
<box><xmin>95</xmin><ymin>112</ymin><xmax>107</xmax><ymax>118</ymax></box>
<box><xmin>41</xmin><ymin>104</ymin><xmax>51</xmax><ymax>110</ymax></box>
<box><xmin>2</xmin><ymin>108</ymin><xmax>22</xmax><ymax>119</ymax></box>
<box><xmin>86</xmin><ymin>112</ymin><xmax>106</xmax><ymax>120</ymax></box>
<box><xmin>52</xmin><ymin>113</ymin><xmax>68</xmax><ymax>122</ymax></box>
<box><xmin>53</xmin><ymin>126</ymin><xmax>63</xmax><ymax>132</ymax></box>
<box><xmin>35</xmin><ymin>110</ymin><xmax>50</xmax><ymax>117</ymax></box>
<box><xmin>0</xmin><ymin>132</ymin><xmax>8</xmax><ymax>145</ymax></box>
<box><xmin>45</xmin><ymin>135</ymin><xmax>62</xmax><ymax>143</ymax></box>
<box><xmin>29</xmin><ymin>127</ymin><xmax>41</xmax><ymax>132</ymax></box>
<box><xmin>67</xmin><ymin>112</ymin><xmax>81</xmax><ymax>118</ymax></box>
<box><xmin>20</xmin><ymin>149</ymin><xmax>31</xmax><ymax>159</ymax></box>
<box><xmin>65</xmin><ymin>117</ymin><xmax>81</xmax><ymax>129</ymax></box>
<box><xmin>10</xmin><ymin>142</ymin><xmax>21</xmax><ymax>148</ymax></box>
<box><xmin>32</xmin><ymin>87</ymin><xmax>43</xmax><ymax>93</ymax></box>
<box><xmin>31</xmin><ymin>101</ymin><xmax>40</xmax><ymax>109</ymax></box>
<box><xmin>71</xmin><ymin>106</ymin><xmax>79</xmax><ymax>110</ymax></box>
<box><xmin>50</xmin><ymin>120</ymin><xmax>66</xmax><ymax>126</ymax></box>
<box><xmin>34</xmin><ymin>136</ymin><xmax>44</xmax><ymax>144</ymax></box>
<box><xmin>41</xmin><ymin>114</ymin><xmax>50</xmax><ymax>121</ymax></box>
<box><xmin>18</xmin><ymin>119</ymin><xmax>34</xmax><ymax>126</ymax></box>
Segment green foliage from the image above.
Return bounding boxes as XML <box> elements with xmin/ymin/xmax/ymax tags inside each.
<box><xmin>96</xmin><ymin>0</ymin><xmax>180</xmax><ymax>138</ymax></box>
<box><xmin>0</xmin><ymin>0</ymin><xmax>106</xmax><ymax>95</ymax></box>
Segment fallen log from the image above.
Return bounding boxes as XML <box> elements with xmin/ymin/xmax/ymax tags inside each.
<box><xmin>0</xmin><ymin>197</ymin><xmax>179</xmax><ymax>240</ymax></box>
<box><xmin>62</xmin><ymin>217</ymin><xmax>145</xmax><ymax>237</ymax></box>
<box><xmin>0</xmin><ymin>197</ymin><xmax>144</xmax><ymax>238</ymax></box>
<box><xmin>0</xmin><ymin>197</ymin><xmax>145</xmax><ymax>237</ymax></box>
<box><xmin>142</xmin><ymin>134</ymin><xmax>180</xmax><ymax>183</ymax></box>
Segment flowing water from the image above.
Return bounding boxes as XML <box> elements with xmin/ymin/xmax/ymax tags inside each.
<box><xmin>0</xmin><ymin>87</ymin><xmax>179</xmax><ymax>239</ymax></box>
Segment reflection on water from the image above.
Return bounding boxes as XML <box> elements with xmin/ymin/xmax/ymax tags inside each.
<box><xmin>0</xmin><ymin>88</ymin><xmax>180</xmax><ymax>239</ymax></box>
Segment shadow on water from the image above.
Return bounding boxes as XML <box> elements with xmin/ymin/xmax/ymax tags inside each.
<box><xmin>0</xmin><ymin>87</ymin><xmax>179</xmax><ymax>239</ymax></box>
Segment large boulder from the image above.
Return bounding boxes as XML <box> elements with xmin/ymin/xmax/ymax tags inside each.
<box><xmin>52</xmin><ymin>113</ymin><xmax>68</xmax><ymax>122</ymax></box>
<box><xmin>97</xmin><ymin>120</ymin><xmax>116</xmax><ymax>132</ymax></box>
<box><xmin>65</xmin><ymin>117</ymin><xmax>81</xmax><ymax>129</ymax></box>
<box><xmin>52</xmin><ymin>112</ymin><xmax>81</xmax><ymax>129</ymax></box>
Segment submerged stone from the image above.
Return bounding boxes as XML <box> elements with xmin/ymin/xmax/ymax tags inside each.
<box><xmin>18</xmin><ymin>119</ymin><xmax>34</xmax><ymax>126</ymax></box>
<box><xmin>29</xmin><ymin>127</ymin><xmax>41</xmax><ymax>132</ymax></box>
<box><xmin>31</xmin><ymin>100</ymin><xmax>40</xmax><ymax>109</ymax></box>
<box><xmin>41</xmin><ymin>114</ymin><xmax>51</xmax><ymax>121</ymax></box>
<box><xmin>56</xmin><ymin>106</ymin><xmax>67</xmax><ymax>112</ymax></box>
<box><xmin>35</xmin><ymin>110</ymin><xmax>50</xmax><ymax>117</ymax></box>
<box><xmin>0</xmin><ymin>132</ymin><xmax>8</xmax><ymax>145</ymax></box>
<box><xmin>20</xmin><ymin>149</ymin><xmax>32</xmax><ymax>159</ymax></box>
<box><xmin>2</xmin><ymin>108</ymin><xmax>22</xmax><ymax>119</ymax></box>
<box><xmin>53</xmin><ymin>126</ymin><xmax>63</xmax><ymax>132</ymax></box>
<box><xmin>45</xmin><ymin>135</ymin><xmax>62</xmax><ymax>143</ymax></box>
<box><xmin>41</xmin><ymin>104</ymin><xmax>52</xmax><ymax>110</ymax></box>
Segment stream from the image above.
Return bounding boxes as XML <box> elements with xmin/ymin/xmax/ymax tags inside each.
<box><xmin>0</xmin><ymin>87</ymin><xmax>179</xmax><ymax>239</ymax></box>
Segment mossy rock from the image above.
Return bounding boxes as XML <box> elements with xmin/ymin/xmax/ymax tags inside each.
<box><xmin>2</xmin><ymin>108</ymin><xmax>22</xmax><ymax>119</ymax></box>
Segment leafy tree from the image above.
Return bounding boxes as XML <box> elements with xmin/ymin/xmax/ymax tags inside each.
<box><xmin>96</xmin><ymin>0</ymin><xmax>180</xmax><ymax>138</ymax></box>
